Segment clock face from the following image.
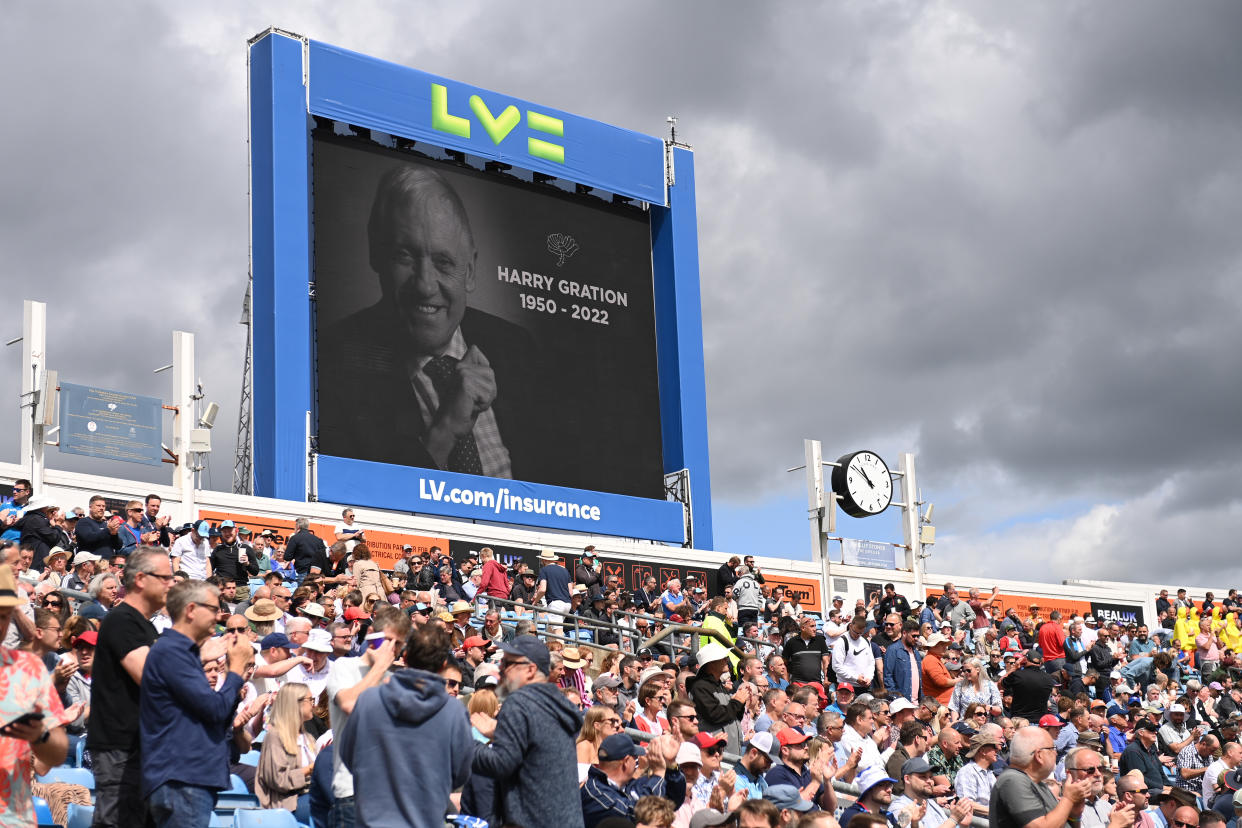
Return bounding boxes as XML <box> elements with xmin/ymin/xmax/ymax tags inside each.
<box><xmin>832</xmin><ymin>450</ymin><xmax>893</xmax><ymax>517</ymax></box>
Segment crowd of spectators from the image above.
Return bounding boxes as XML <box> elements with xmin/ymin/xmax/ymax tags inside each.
<box><xmin>2</xmin><ymin>482</ymin><xmax>1242</xmax><ymax>828</ymax></box>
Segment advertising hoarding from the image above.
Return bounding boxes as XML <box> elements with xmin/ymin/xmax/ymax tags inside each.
<box><xmin>925</xmin><ymin>590</ymin><xmax>1144</xmax><ymax>626</ymax></box>
<box><xmin>313</xmin><ymin>136</ymin><xmax>664</xmax><ymax>500</ymax></box>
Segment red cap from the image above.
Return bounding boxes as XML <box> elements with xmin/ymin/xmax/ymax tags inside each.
<box><xmin>1038</xmin><ymin>714</ymin><xmax>1065</xmax><ymax>728</ymax></box>
<box><xmin>669</xmin><ymin>614</ymin><xmax>684</xmax><ymax>623</ymax></box>
<box><xmin>836</xmin><ymin>682</ymin><xmax>855</xmax><ymax>692</ymax></box>
<box><xmin>343</xmin><ymin>607</ymin><xmax>371</xmax><ymax>621</ymax></box>
<box><xmin>777</xmin><ymin>727</ymin><xmax>811</xmax><ymax>747</ymax></box>
<box><xmin>74</xmin><ymin>631</ymin><xmax>98</xmax><ymax>647</ymax></box>
<box><xmin>693</xmin><ymin>732</ymin><xmax>727</xmax><ymax>750</ymax></box>
<box><xmin>462</xmin><ymin>636</ymin><xmax>491</xmax><ymax>651</ymax></box>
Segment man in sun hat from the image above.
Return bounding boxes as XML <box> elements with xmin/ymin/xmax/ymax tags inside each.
<box><xmin>688</xmin><ymin>642</ymin><xmax>748</xmax><ymax>755</ymax></box>
<box><xmin>840</xmin><ymin>765</ymin><xmax>899</xmax><ymax>827</ymax></box>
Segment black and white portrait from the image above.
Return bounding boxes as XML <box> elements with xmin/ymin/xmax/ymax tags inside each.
<box><xmin>313</xmin><ymin>135</ymin><xmax>665</xmax><ymax>499</ymax></box>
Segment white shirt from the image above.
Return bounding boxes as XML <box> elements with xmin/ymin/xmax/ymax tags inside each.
<box><xmin>1203</xmin><ymin>757</ymin><xmax>1230</xmax><ymax>803</ymax></box>
<box><xmin>326</xmin><ymin>656</ymin><xmax>368</xmax><ymax>798</ymax></box>
<box><xmin>832</xmin><ymin>633</ymin><xmax>876</xmax><ymax>687</ymax></box>
<box><xmin>839</xmin><ymin>723</ymin><xmax>884</xmax><ymax>771</ymax></box>
<box><xmin>287</xmin><ymin>658</ymin><xmax>332</xmax><ymax>700</ymax></box>
<box><xmin>333</xmin><ymin>521</ymin><xmax>364</xmax><ymax>554</ymax></box>
<box><xmin>405</xmin><ymin>328</ymin><xmax>511</xmax><ymax>477</ymax></box>
<box><xmin>171</xmin><ymin>534</ymin><xmax>211</xmax><ymax>580</ymax></box>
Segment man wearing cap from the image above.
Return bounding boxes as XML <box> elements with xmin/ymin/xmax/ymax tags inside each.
<box><xmin>768</xmin><ymin>728</ymin><xmax>838</xmax><ymax>811</ymax></box>
<box><xmin>889</xmin><ymin>755</ymin><xmax>976</xmax><ymax>828</ymax></box>
<box><xmin>1121</xmin><ymin>719</ymin><xmax>1171</xmax><ymax>793</ymax></box>
<box><xmin>731</xmin><ymin>731</ymin><xmax>777</xmax><ymax>799</ymax></box>
<box><xmin>338</xmin><ymin>622</ymin><xmax>473</xmax><ymax>828</ymax></box>
<box><xmin>1159</xmin><ymin>703</ymin><xmax>1200</xmax><ymax>758</ymax></box>
<box><xmin>783</xmin><ymin>615</ymin><xmax>832</xmax><ymax>703</ymax></box>
<box><xmin>1003</xmin><ymin>648</ymin><xmax>1057</xmax><ymax>722</ymax></box>
<box><xmin>210</xmin><ymin>521</ymin><xmax>259</xmax><ymax>585</ymax></box>
<box><xmin>581</xmin><ymin>732</ymin><xmax>684</xmax><ymax>828</ymax></box>
<box><xmin>459</xmin><ymin>634</ymin><xmax>493</xmax><ymax>691</ymax></box>
<box><xmin>170</xmin><ymin>520</ymin><xmax>213</xmax><ymax>581</ymax></box>
<box><xmin>471</xmin><ymin>635</ymin><xmax>585</xmax><ymax>828</ymax></box>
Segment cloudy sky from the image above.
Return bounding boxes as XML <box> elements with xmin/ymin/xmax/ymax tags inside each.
<box><xmin>2</xmin><ymin>2</ymin><xmax>1239</xmax><ymax>584</ymax></box>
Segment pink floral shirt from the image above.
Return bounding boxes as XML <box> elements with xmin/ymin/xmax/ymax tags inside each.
<box><xmin>0</xmin><ymin>647</ymin><xmax>65</xmax><ymax>828</ymax></box>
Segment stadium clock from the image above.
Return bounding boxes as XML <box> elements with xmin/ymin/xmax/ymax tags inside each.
<box><xmin>831</xmin><ymin>450</ymin><xmax>894</xmax><ymax>518</ymax></box>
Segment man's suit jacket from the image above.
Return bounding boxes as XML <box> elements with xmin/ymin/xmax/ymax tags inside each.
<box><xmin>317</xmin><ymin>303</ymin><xmax>547</xmax><ymax>478</ymax></box>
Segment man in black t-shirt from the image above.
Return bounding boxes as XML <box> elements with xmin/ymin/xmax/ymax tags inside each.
<box><xmin>88</xmin><ymin>546</ymin><xmax>173</xmax><ymax>828</ymax></box>
<box><xmin>782</xmin><ymin>615</ymin><xmax>832</xmax><ymax>702</ymax></box>
<box><xmin>1001</xmin><ymin>648</ymin><xmax>1056</xmax><ymax>722</ymax></box>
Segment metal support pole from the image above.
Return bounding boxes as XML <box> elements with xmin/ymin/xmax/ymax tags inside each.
<box><xmin>899</xmin><ymin>452</ymin><xmax>925</xmax><ymax>602</ymax></box>
<box><xmin>804</xmin><ymin>439</ymin><xmax>833</xmax><ymax>601</ymax></box>
<box><xmin>20</xmin><ymin>301</ymin><xmax>47</xmax><ymax>490</ymax></box>
<box><xmin>172</xmin><ymin>332</ymin><xmax>197</xmax><ymax>524</ymax></box>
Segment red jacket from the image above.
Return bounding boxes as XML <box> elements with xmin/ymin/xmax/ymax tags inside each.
<box><xmin>479</xmin><ymin>558</ymin><xmax>511</xmax><ymax>599</ymax></box>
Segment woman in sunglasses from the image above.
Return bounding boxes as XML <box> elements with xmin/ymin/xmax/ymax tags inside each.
<box><xmin>576</xmin><ymin>705</ymin><xmax>622</xmax><ymax>774</ymax></box>
<box><xmin>39</xmin><ymin>589</ymin><xmax>71</xmax><ymax>627</ymax></box>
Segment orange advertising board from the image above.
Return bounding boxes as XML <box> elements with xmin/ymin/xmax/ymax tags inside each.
<box><xmin>765</xmin><ymin>574</ymin><xmax>823</xmax><ymax>614</ymax></box>
<box><xmin>926</xmin><ymin>589</ymin><xmax>1091</xmax><ymax>622</ymax></box>
<box><xmin>197</xmin><ymin>510</ymin><xmax>447</xmax><ymax>571</ymax></box>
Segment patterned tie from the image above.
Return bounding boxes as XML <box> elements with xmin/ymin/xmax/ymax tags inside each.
<box><xmin>422</xmin><ymin>355</ymin><xmax>484</xmax><ymax>475</ymax></box>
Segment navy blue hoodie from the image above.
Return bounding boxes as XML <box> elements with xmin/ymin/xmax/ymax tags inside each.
<box><xmin>472</xmin><ymin>681</ymin><xmax>585</xmax><ymax>828</ymax></box>
<box><xmin>338</xmin><ymin>668</ymin><xmax>473</xmax><ymax>828</ymax></box>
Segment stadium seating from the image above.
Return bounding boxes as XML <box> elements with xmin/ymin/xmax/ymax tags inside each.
<box><xmin>65</xmin><ymin>804</ymin><xmax>94</xmax><ymax>828</ymax></box>
<box><xmin>36</xmin><ymin>766</ymin><xmax>94</xmax><ymax>790</ymax></box>
<box><xmin>231</xmin><ymin>809</ymin><xmax>306</xmax><ymax>828</ymax></box>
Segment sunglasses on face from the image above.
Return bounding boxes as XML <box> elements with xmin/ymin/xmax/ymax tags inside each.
<box><xmin>703</xmin><ymin>747</ymin><xmax>724</xmax><ymax>756</ymax></box>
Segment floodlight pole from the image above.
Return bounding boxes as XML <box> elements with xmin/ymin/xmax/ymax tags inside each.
<box><xmin>171</xmin><ymin>331</ymin><xmax>197</xmax><ymax>524</ymax></box>
<box><xmin>898</xmin><ymin>452</ymin><xmax>926</xmax><ymax>602</ymax></box>
<box><xmin>19</xmin><ymin>300</ymin><xmax>47</xmax><ymax>490</ymax></box>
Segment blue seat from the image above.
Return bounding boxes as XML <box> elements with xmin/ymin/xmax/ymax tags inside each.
<box><xmin>65</xmin><ymin>803</ymin><xmax>94</xmax><ymax>828</ymax></box>
<box><xmin>37</xmin><ymin>766</ymin><xmax>95</xmax><ymax>789</ymax></box>
<box><xmin>34</xmin><ymin>796</ymin><xmax>55</xmax><ymax>827</ymax></box>
<box><xmin>229</xmin><ymin>774</ymin><xmax>249</xmax><ymax>793</ymax></box>
<box><xmin>239</xmin><ymin>749</ymin><xmax>261</xmax><ymax>766</ymax></box>
<box><xmin>232</xmin><ymin>809</ymin><xmax>301</xmax><ymax>827</ymax></box>
<box><xmin>216</xmin><ymin>792</ymin><xmax>262</xmax><ymax>811</ymax></box>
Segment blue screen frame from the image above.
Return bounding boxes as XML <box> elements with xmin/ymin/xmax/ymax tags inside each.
<box><xmin>249</xmin><ymin>30</ymin><xmax>712</xmax><ymax>547</ymax></box>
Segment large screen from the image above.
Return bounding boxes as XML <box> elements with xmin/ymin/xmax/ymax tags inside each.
<box><xmin>313</xmin><ymin>134</ymin><xmax>665</xmax><ymax>499</ymax></box>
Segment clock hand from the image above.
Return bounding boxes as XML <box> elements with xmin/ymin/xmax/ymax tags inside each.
<box><xmin>857</xmin><ymin>466</ymin><xmax>876</xmax><ymax>489</ymax></box>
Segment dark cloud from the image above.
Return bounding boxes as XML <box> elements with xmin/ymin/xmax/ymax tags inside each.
<box><xmin>0</xmin><ymin>2</ymin><xmax>1237</xmax><ymax>575</ymax></box>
